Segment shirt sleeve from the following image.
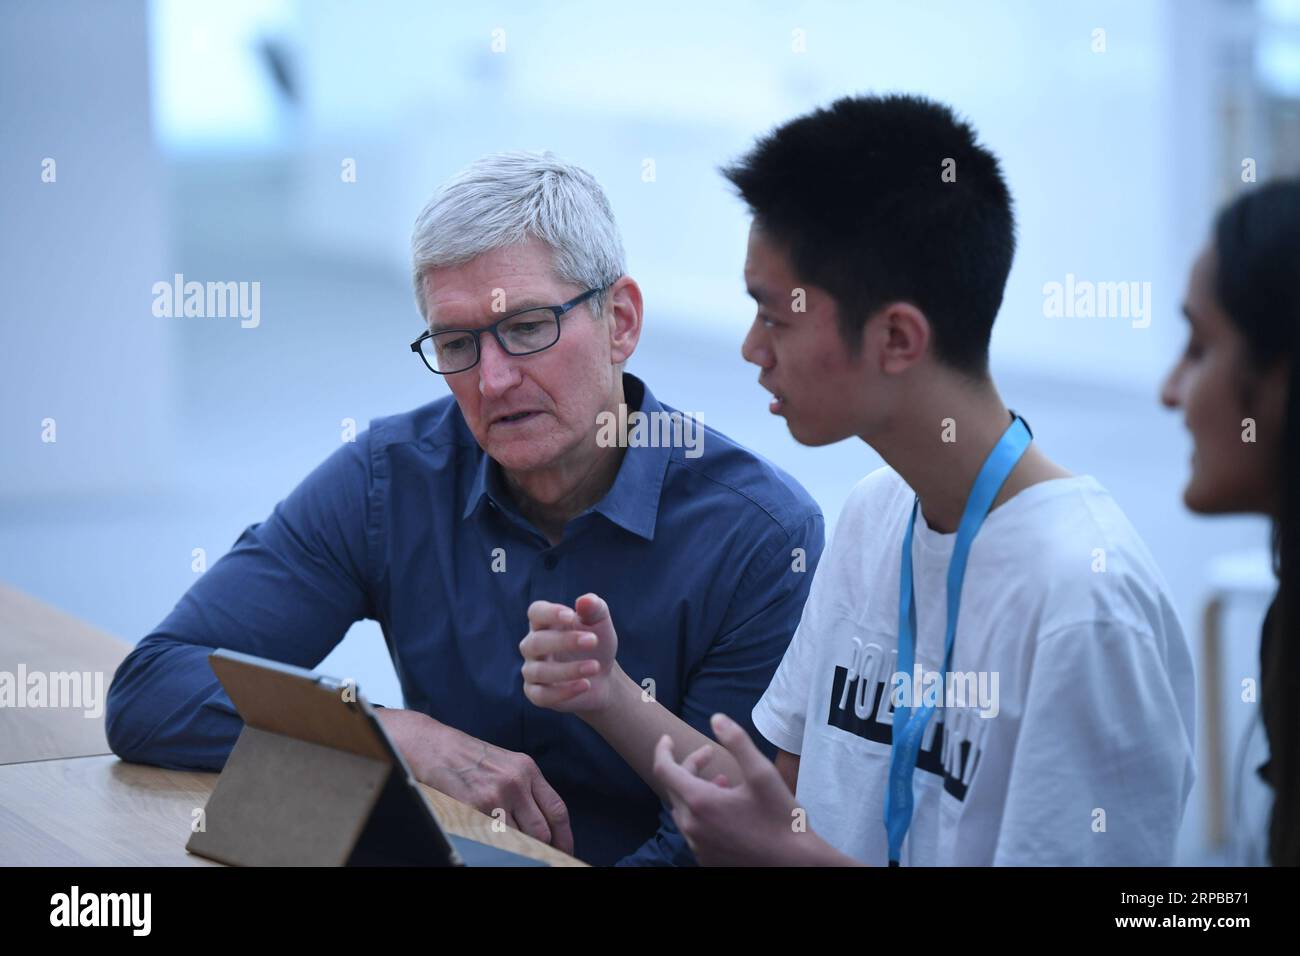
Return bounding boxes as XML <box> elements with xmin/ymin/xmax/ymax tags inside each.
<box><xmin>751</xmin><ymin>510</ymin><xmax>844</xmax><ymax>756</ymax></box>
<box><xmin>612</xmin><ymin>803</ymin><xmax>698</xmax><ymax>867</ymax></box>
<box><xmin>104</xmin><ymin>433</ymin><xmax>379</xmax><ymax>771</ymax></box>
<box><xmin>992</xmin><ymin>618</ymin><xmax>1196</xmax><ymax>865</ymax></box>
<box><xmin>614</xmin><ymin>510</ymin><xmax>826</xmax><ymax>866</ymax></box>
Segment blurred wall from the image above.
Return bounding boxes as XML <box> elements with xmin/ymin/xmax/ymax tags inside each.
<box><xmin>1</xmin><ymin>0</ymin><xmax>174</xmax><ymax>500</ymax></box>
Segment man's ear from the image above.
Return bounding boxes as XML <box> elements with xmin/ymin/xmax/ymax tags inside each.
<box><xmin>605</xmin><ymin>275</ymin><xmax>643</xmax><ymax>365</ymax></box>
<box><xmin>872</xmin><ymin>301</ymin><xmax>931</xmax><ymax>375</ymax></box>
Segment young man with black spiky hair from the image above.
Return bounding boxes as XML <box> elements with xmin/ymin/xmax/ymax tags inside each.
<box><xmin>521</xmin><ymin>94</ymin><xmax>1195</xmax><ymax>865</ymax></box>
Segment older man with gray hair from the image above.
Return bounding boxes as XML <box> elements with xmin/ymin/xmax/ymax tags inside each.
<box><xmin>105</xmin><ymin>151</ymin><xmax>823</xmax><ymax>865</ymax></box>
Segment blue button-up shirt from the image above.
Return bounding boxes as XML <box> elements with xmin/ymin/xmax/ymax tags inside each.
<box><xmin>106</xmin><ymin>373</ymin><xmax>823</xmax><ymax>865</ymax></box>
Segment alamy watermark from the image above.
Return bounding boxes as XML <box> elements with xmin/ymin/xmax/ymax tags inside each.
<box><xmin>151</xmin><ymin>273</ymin><xmax>261</xmax><ymax>328</ymax></box>
<box><xmin>0</xmin><ymin>665</ymin><xmax>104</xmax><ymax>718</ymax></box>
<box><xmin>50</xmin><ymin>886</ymin><xmax>150</xmax><ymax>936</ymax></box>
<box><xmin>889</xmin><ymin>663</ymin><xmax>1000</xmax><ymax>718</ymax></box>
<box><xmin>1042</xmin><ymin>273</ymin><xmax>1151</xmax><ymax>329</ymax></box>
<box><xmin>595</xmin><ymin>403</ymin><xmax>704</xmax><ymax>459</ymax></box>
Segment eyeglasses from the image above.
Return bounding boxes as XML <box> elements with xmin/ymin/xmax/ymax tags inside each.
<box><xmin>410</xmin><ymin>287</ymin><xmax>604</xmax><ymax>375</ymax></box>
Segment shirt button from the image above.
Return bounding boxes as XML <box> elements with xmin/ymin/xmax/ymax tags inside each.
<box><xmin>543</xmin><ymin>553</ymin><xmax>559</xmax><ymax>570</ymax></box>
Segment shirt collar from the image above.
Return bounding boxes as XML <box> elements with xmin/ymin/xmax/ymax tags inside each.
<box><xmin>461</xmin><ymin>373</ymin><xmax>673</xmax><ymax>541</ymax></box>
<box><xmin>461</xmin><ymin>442</ymin><xmax>507</xmax><ymax>522</ymax></box>
<box><xmin>590</xmin><ymin>373</ymin><xmax>672</xmax><ymax>540</ymax></box>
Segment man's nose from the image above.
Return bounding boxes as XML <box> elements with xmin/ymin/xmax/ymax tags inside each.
<box><xmin>741</xmin><ymin>321</ymin><xmax>774</xmax><ymax>368</ymax></box>
<box><xmin>477</xmin><ymin>334</ymin><xmax>521</xmax><ymax>397</ymax></box>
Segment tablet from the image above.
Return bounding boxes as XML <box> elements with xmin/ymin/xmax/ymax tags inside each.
<box><xmin>185</xmin><ymin>647</ymin><xmax>548</xmax><ymax>867</ymax></box>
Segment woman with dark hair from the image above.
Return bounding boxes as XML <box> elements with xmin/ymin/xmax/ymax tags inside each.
<box><xmin>1161</xmin><ymin>177</ymin><xmax>1300</xmax><ymax>866</ymax></box>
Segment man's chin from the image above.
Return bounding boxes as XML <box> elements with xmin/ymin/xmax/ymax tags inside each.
<box><xmin>485</xmin><ymin>429</ymin><xmax>572</xmax><ymax>474</ymax></box>
<box><xmin>487</xmin><ymin>443</ymin><xmax>553</xmax><ymax>473</ymax></box>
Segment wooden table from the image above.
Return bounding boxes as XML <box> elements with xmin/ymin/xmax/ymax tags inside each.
<box><xmin>0</xmin><ymin>754</ymin><xmax>583</xmax><ymax>866</ymax></box>
<box><xmin>0</xmin><ymin>582</ymin><xmax>131</xmax><ymax>764</ymax></box>
<box><xmin>0</xmin><ymin>583</ymin><xmax>584</xmax><ymax>867</ymax></box>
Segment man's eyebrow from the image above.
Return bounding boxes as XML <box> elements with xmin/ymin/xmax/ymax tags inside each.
<box><xmin>428</xmin><ymin>298</ymin><xmax>554</xmax><ymax>332</ymax></box>
<box><xmin>499</xmin><ymin>297</ymin><xmax>553</xmax><ymax>312</ymax></box>
<box><xmin>1180</xmin><ymin>304</ymin><xmax>1199</xmax><ymax>327</ymax></box>
<box><xmin>745</xmin><ymin>284</ymin><xmax>768</xmax><ymax>304</ymax></box>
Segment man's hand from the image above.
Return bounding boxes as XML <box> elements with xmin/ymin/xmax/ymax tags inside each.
<box><xmin>374</xmin><ymin>707</ymin><xmax>573</xmax><ymax>854</ymax></box>
<box><xmin>520</xmin><ymin>593</ymin><xmax>620</xmax><ymax>714</ymax></box>
<box><xmin>651</xmin><ymin>712</ymin><xmax>852</xmax><ymax>866</ymax></box>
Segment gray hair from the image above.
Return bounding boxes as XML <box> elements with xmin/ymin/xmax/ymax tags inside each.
<box><xmin>411</xmin><ymin>151</ymin><xmax>626</xmax><ymax>320</ymax></box>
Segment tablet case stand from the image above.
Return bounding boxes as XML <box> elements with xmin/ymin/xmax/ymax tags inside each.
<box><xmin>187</xmin><ymin>725</ymin><xmax>456</xmax><ymax>866</ymax></box>
<box><xmin>185</xmin><ymin>650</ymin><xmax>545</xmax><ymax>867</ymax></box>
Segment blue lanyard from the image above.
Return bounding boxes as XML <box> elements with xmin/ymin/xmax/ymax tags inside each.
<box><xmin>884</xmin><ymin>413</ymin><xmax>1032</xmax><ymax>865</ymax></box>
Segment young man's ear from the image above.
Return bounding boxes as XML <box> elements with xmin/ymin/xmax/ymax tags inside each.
<box><xmin>872</xmin><ymin>302</ymin><xmax>931</xmax><ymax>375</ymax></box>
<box><xmin>605</xmin><ymin>275</ymin><xmax>643</xmax><ymax>366</ymax></box>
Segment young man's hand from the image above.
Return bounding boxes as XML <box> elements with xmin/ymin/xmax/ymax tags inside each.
<box><xmin>520</xmin><ymin>593</ymin><xmax>621</xmax><ymax>714</ymax></box>
<box><xmin>651</xmin><ymin>712</ymin><xmax>859</xmax><ymax>867</ymax></box>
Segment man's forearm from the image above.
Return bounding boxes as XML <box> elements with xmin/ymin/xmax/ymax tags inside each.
<box><xmin>580</xmin><ymin>666</ymin><xmax>744</xmax><ymax>802</ymax></box>
<box><xmin>374</xmin><ymin>707</ymin><xmax>461</xmax><ymax>782</ymax></box>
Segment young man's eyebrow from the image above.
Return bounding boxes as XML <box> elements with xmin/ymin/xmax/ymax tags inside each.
<box><xmin>745</xmin><ymin>284</ymin><xmax>768</xmax><ymax>304</ymax></box>
<box><xmin>1180</xmin><ymin>304</ymin><xmax>1200</xmax><ymax>328</ymax></box>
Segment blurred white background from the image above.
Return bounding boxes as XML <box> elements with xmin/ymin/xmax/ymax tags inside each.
<box><xmin>4</xmin><ymin>0</ymin><xmax>1300</xmax><ymax>864</ymax></box>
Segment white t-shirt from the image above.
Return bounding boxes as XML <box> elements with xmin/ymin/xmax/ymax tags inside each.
<box><xmin>753</xmin><ymin>467</ymin><xmax>1196</xmax><ymax>866</ymax></box>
